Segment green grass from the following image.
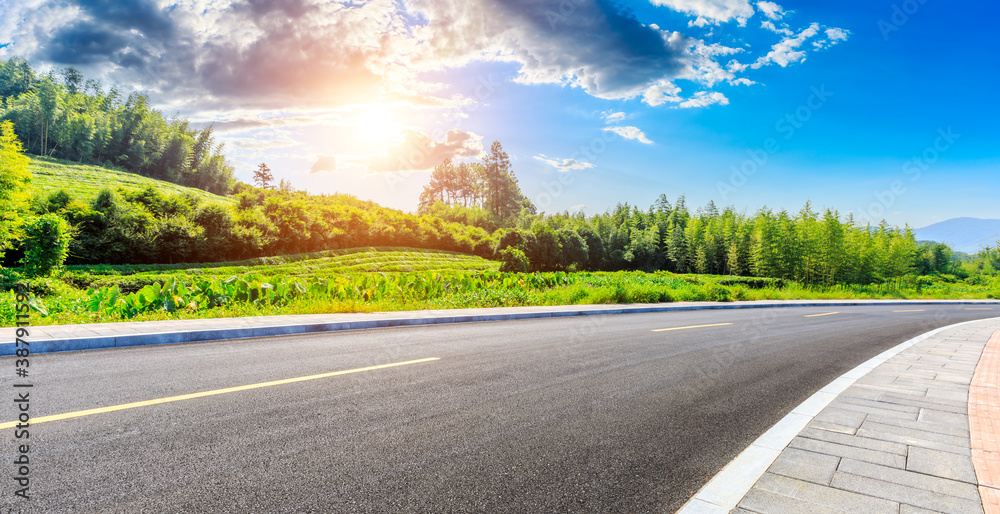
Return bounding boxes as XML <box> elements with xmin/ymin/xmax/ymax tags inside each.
<box><xmin>2</xmin><ymin>249</ymin><xmax>998</xmax><ymax>327</ymax></box>
<box><xmin>27</xmin><ymin>155</ymin><xmax>233</xmax><ymax>206</ymax></box>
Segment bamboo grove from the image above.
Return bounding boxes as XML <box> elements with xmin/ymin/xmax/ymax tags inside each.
<box><xmin>0</xmin><ymin>58</ymin><xmax>235</xmax><ymax>195</ymax></box>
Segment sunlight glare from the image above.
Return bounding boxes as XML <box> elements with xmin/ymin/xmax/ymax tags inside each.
<box><xmin>356</xmin><ymin>106</ymin><xmax>400</xmax><ymax>146</ymax></box>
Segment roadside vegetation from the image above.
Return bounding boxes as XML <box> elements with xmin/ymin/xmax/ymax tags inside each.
<box><xmin>1</xmin><ymin>59</ymin><xmax>999</xmax><ymax>327</ymax></box>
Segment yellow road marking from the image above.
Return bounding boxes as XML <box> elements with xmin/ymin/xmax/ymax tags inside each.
<box><xmin>966</xmin><ymin>308</ymin><xmax>994</xmax><ymax>310</ymax></box>
<box><xmin>652</xmin><ymin>323</ymin><xmax>732</xmax><ymax>332</ymax></box>
<box><xmin>0</xmin><ymin>357</ymin><xmax>440</xmax><ymax>430</ymax></box>
<box><xmin>805</xmin><ymin>312</ymin><xmax>839</xmax><ymax>318</ymax></box>
<box><xmin>893</xmin><ymin>309</ymin><xmax>926</xmax><ymax>313</ymax></box>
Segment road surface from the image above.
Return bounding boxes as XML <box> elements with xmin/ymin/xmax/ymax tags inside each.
<box><xmin>2</xmin><ymin>304</ymin><xmax>997</xmax><ymax>512</ymax></box>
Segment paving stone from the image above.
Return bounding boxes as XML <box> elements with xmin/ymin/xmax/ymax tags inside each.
<box><xmin>787</xmin><ymin>437</ymin><xmax>906</xmax><ymax>468</ymax></box>
<box><xmin>797</xmin><ymin>427</ymin><xmax>908</xmax><ymax>455</ymax></box>
<box><xmin>879</xmin><ymin>391</ymin><xmax>971</xmax><ymax>410</ymax></box>
<box><xmin>868</xmin><ymin>413</ymin><xmax>969</xmax><ymax>437</ymax></box>
<box><xmin>858</xmin><ymin>421</ymin><xmax>969</xmax><ymax>448</ymax></box>
<box><xmin>739</xmin><ymin>473</ymin><xmax>898</xmax><ymax>514</ymax></box>
<box><xmin>894</xmin><ymin>378</ymin><xmax>970</xmax><ymax>391</ymax></box>
<box><xmin>838</xmin><ymin>458</ymin><xmax>981</xmax><ymax>500</ymax></box>
<box><xmin>766</xmin><ymin>447</ymin><xmax>841</xmax><ymax>486</ymax></box>
<box><xmin>826</xmin><ymin>402</ymin><xmax>920</xmax><ymax>421</ymax></box>
<box><xmin>917</xmin><ymin>408</ymin><xmax>969</xmax><ymax>428</ymax></box>
<box><xmin>906</xmin><ymin>446</ymin><xmax>979</xmax><ymax>484</ymax></box>
<box><xmin>900</xmin><ymin>504</ymin><xmax>947</xmax><ymax>514</ymax></box>
<box><xmin>831</xmin><ymin>471</ymin><xmax>984</xmax><ymax>514</ymax></box>
<box><xmin>808</xmin><ymin>419</ymin><xmax>859</xmax><ymax>436</ymax></box>
<box><xmin>835</xmin><ymin>397</ymin><xmax>921</xmax><ymax>415</ymax></box>
<box><xmin>814</xmin><ymin>408</ymin><xmax>867</xmax><ymax>428</ymax></box>
<box><xmin>838</xmin><ymin>388</ymin><xmax>884</xmax><ymax>401</ymax></box>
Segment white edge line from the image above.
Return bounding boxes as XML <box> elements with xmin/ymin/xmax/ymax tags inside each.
<box><xmin>675</xmin><ymin>317</ymin><xmax>999</xmax><ymax>513</ymax></box>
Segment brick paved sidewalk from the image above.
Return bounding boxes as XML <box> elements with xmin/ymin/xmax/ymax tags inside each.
<box><xmin>731</xmin><ymin>318</ymin><xmax>1000</xmax><ymax>513</ymax></box>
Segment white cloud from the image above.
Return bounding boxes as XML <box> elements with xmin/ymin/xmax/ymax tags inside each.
<box><xmin>678</xmin><ymin>91</ymin><xmax>729</xmax><ymax>108</ymax></box>
<box><xmin>369</xmin><ymin>129</ymin><xmax>484</xmax><ymax>171</ymax></box>
<box><xmin>602</xmin><ymin>110</ymin><xmax>627</xmax><ymax>123</ymax></box>
<box><xmin>761</xmin><ymin>20</ymin><xmax>794</xmax><ymax>36</ymax></box>
<box><xmin>752</xmin><ymin>22</ymin><xmax>819</xmax><ymax>68</ymax></box>
<box><xmin>756</xmin><ymin>1</ymin><xmax>785</xmax><ymax>20</ymax></box>
<box><xmin>603</xmin><ymin>126</ymin><xmax>654</xmax><ymax>144</ymax></box>
<box><xmin>753</xmin><ymin>22</ymin><xmax>850</xmax><ymax>68</ymax></box>
<box><xmin>813</xmin><ymin>27</ymin><xmax>850</xmax><ymax>49</ymax></box>
<box><xmin>649</xmin><ymin>0</ymin><xmax>755</xmax><ymax>27</ymax></box>
<box><xmin>310</xmin><ymin>155</ymin><xmax>338</xmax><ymax>174</ymax></box>
<box><xmin>533</xmin><ymin>155</ymin><xmax>596</xmax><ymax>172</ymax></box>
<box><xmin>642</xmin><ymin>80</ymin><xmax>683</xmax><ymax>107</ymax></box>
<box><xmin>570</xmin><ymin>204</ymin><xmax>588</xmax><ymax>212</ymax></box>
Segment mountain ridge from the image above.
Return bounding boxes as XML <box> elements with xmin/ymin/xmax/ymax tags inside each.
<box><xmin>914</xmin><ymin>217</ymin><xmax>1000</xmax><ymax>253</ymax></box>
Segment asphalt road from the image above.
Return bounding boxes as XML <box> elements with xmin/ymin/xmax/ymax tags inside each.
<box><xmin>2</xmin><ymin>305</ymin><xmax>998</xmax><ymax>513</ymax></box>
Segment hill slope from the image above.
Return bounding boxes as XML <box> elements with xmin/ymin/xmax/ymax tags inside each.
<box><xmin>914</xmin><ymin>217</ymin><xmax>1000</xmax><ymax>253</ymax></box>
<box><xmin>28</xmin><ymin>156</ymin><xmax>233</xmax><ymax>206</ymax></box>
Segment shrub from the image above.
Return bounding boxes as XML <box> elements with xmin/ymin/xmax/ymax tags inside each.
<box><xmin>19</xmin><ymin>213</ymin><xmax>73</xmax><ymax>276</ymax></box>
<box><xmin>499</xmin><ymin>247</ymin><xmax>530</xmax><ymax>273</ymax></box>
<box><xmin>707</xmin><ymin>285</ymin><xmax>732</xmax><ymax>302</ymax></box>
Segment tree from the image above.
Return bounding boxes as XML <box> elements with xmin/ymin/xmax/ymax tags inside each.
<box><xmin>20</xmin><ymin>214</ymin><xmax>73</xmax><ymax>276</ymax></box>
<box><xmin>253</xmin><ymin>162</ymin><xmax>274</xmax><ymax>189</ymax></box>
<box><xmin>0</xmin><ymin>121</ymin><xmax>31</xmax><ymax>265</ymax></box>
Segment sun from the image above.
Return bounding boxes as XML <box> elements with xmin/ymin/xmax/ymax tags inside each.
<box><xmin>355</xmin><ymin>106</ymin><xmax>400</xmax><ymax>146</ymax></box>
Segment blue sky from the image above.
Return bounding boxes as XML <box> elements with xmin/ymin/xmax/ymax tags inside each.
<box><xmin>1</xmin><ymin>0</ymin><xmax>997</xmax><ymax>228</ymax></box>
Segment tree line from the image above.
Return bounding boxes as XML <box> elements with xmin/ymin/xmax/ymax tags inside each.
<box><xmin>484</xmin><ymin>197</ymin><xmax>964</xmax><ymax>284</ymax></box>
<box><xmin>0</xmin><ymin>58</ymin><xmax>235</xmax><ymax>195</ymax></box>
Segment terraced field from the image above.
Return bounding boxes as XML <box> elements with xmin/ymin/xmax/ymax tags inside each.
<box><xmin>65</xmin><ymin>247</ymin><xmax>501</xmax><ymax>286</ymax></box>
<box><xmin>27</xmin><ymin>156</ymin><xmax>233</xmax><ymax>205</ymax></box>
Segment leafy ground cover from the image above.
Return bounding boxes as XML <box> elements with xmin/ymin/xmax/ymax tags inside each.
<box><xmin>2</xmin><ymin>247</ymin><xmax>997</xmax><ymax>327</ymax></box>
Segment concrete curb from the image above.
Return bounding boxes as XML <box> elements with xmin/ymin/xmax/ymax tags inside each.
<box><xmin>4</xmin><ymin>299</ymin><xmax>1000</xmax><ymax>356</ymax></box>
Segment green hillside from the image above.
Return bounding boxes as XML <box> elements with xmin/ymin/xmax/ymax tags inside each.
<box><xmin>28</xmin><ymin>155</ymin><xmax>233</xmax><ymax>206</ymax></box>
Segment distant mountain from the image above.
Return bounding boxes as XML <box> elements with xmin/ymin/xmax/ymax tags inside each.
<box><xmin>913</xmin><ymin>218</ymin><xmax>1000</xmax><ymax>254</ymax></box>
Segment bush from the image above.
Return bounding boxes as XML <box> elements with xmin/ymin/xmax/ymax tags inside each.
<box><xmin>19</xmin><ymin>213</ymin><xmax>73</xmax><ymax>276</ymax></box>
<box><xmin>499</xmin><ymin>247</ymin><xmax>530</xmax><ymax>273</ymax></box>
<box><xmin>707</xmin><ymin>285</ymin><xmax>732</xmax><ymax>302</ymax></box>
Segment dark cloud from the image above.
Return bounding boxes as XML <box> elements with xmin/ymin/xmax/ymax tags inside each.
<box><xmin>42</xmin><ymin>0</ymin><xmax>175</xmax><ymax>66</ymax></box>
<box><xmin>310</xmin><ymin>155</ymin><xmax>337</xmax><ymax>174</ymax></box>
<box><xmin>503</xmin><ymin>0</ymin><xmax>685</xmax><ymax>93</ymax></box>
<box><xmin>369</xmin><ymin>129</ymin><xmax>483</xmax><ymax>172</ymax></box>
<box><xmin>242</xmin><ymin>0</ymin><xmax>312</xmax><ymax>19</ymax></box>
<box><xmin>77</xmin><ymin>0</ymin><xmax>175</xmax><ymax>39</ymax></box>
<box><xmin>43</xmin><ymin>23</ymin><xmax>130</xmax><ymax>64</ymax></box>
<box><xmin>413</xmin><ymin>0</ymin><xmax>690</xmax><ymax>100</ymax></box>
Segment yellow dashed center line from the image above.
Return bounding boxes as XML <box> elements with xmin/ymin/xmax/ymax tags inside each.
<box><xmin>0</xmin><ymin>357</ymin><xmax>441</xmax><ymax>430</ymax></box>
<box><xmin>893</xmin><ymin>309</ymin><xmax>926</xmax><ymax>313</ymax></box>
<box><xmin>805</xmin><ymin>312</ymin><xmax>840</xmax><ymax>318</ymax></box>
<box><xmin>652</xmin><ymin>323</ymin><xmax>733</xmax><ymax>332</ymax></box>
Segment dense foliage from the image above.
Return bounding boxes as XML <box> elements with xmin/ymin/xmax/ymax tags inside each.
<box><xmin>418</xmin><ymin>141</ymin><xmax>536</xmax><ymax>223</ymax></box>
<box><xmin>18</xmin><ymin>181</ymin><xmax>495</xmax><ymax>266</ymax></box>
<box><xmin>0</xmin><ymin>120</ymin><xmax>31</xmax><ymax>263</ymax></box>
<box><xmin>0</xmin><ymin>58</ymin><xmax>235</xmax><ymax>194</ymax></box>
